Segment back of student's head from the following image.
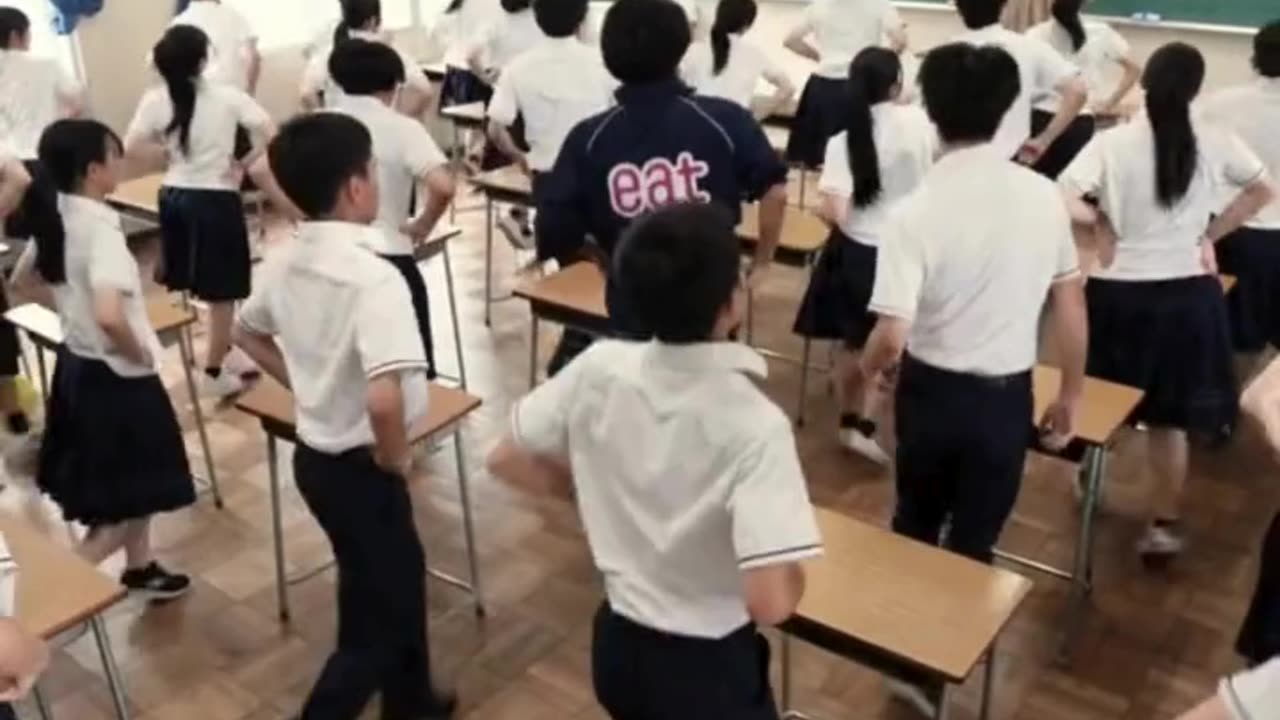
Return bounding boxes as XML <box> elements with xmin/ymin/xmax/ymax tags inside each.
<box><xmin>954</xmin><ymin>0</ymin><xmax>1006</xmax><ymax>29</ymax></box>
<box><xmin>335</xmin><ymin>0</ymin><xmax>381</xmax><ymax>43</ymax></box>
<box><xmin>153</xmin><ymin>24</ymin><xmax>209</xmax><ymax>156</ymax></box>
<box><xmin>533</xmin><ymin>0</ymin><xmax>588</xmax><ymax>38</ymax></box>
<box><xmin>844</xmin><ymin>47</ymin><xmax>900</xmax><ymax>208</ymax></box>
<box><xmin>269</xmin><ymin>113</ymin><xmax>373</xmax><ymax>220</ymax></box>
<box><xmin>501</xmin><ymin>0</ymin><xmax>531</xmax><ymax>13</ymax></box>
<box><xmin>919</xmin><ymin>42</ymin><xmax>1019</xmax><ymax>145</ymax></box>
<box><xmin>0</xmin><ymin>7</ymin><xmax>29</xmax><ymax>50</ymax></box>
<box><xmin>710</xmin><ymin>0</ymin><xmax>756</xmax><ymax>76</ymax></box>
<box><xmin>329</xmin><ymin>38</ymin><xmax>405</xmax><ymax>95</ymax></box>
<box><xmin>1142</xmin><ymin>42</ymin><xmax>1205</xmax><ymax>208</ymax></box>
<box><xmin>601</xmin><ymin>0</ymin><xmax>691</xmax><ymax>85</ymax></box>
<box><xmin>1051</xmin><ymin>0</ymin><xmax>1086</xmax><ymax>52</ymax></box>
<box><xmin>35</xmin><ymin>119</ymin><xmax>124</xmax><ymax>284</ymax></box>
<box><xmin>1255</xmin><ymin>20</ymin><xmax>1280</xmax><ymax>78</ymax></box>
<box><xmin>612</xmin><ymin>203</ymin><xmax>741</xmax><ymax>344</ymax></box>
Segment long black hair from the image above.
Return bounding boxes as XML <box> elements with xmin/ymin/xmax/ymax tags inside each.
<box><xmin>335</xmin><ymin>0</ymin><xmax>381</xmax><ymax>44</ymax></box>
<box><xmin>710</xmin><ymin>0</ymin><xmax>756</xmax><ymax>76</ymax></box>
<box><xmin>34</xmin><ymin>120</ymin><xmax>123</xmax><ymax>284</ymax></box>
<box><xmin>0</xmin><ymin>7</ymin><xmax>29</xmax><ymax>50</ymax></box>
<box><xmin>1142</xmin><ymin>43</ymin><xmax>1205</xmax><ymax>208</ymax></box>
<box><xmin>1051</xmin><ymin>0</ymin><xmax>1086</xmax><ymax>52</ymax></box>
<box><xmin>844</xmin><ymin>48</ymin><xmax>901</xmax><ymax>208</ymax></box>
<box><xmin>153</xmin><ymin>25</ymin><xmax>209</xmax><ymax>156</ymax></box>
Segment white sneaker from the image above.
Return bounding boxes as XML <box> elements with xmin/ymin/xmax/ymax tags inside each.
<box><xmin>203</xmin><ymin>371</ymin><xmax>246</xmax><ymax>399</ymax></box>
<box><xmin>885</xmin><ymin>678</ymin><xmax>941</xmax><ymax>718</ymax></box>
<box><xmin>497</xmin><ymin>214</ymin><xmax>535</xmax><ymax>251</ymax></box>
<box><xmin>839</xmin><ymin>428</ymin><xmax>891</xmax><ymax>466</ymax></box>
<box><xmin>1137</xmin><ymin>524</ymin><xmax>1186</xmax><ymax>559</ymax></box>
<box><xmin>223</xmin><ymin>347</ymin><xmax>261</xmax><ymax>379</ymax></box>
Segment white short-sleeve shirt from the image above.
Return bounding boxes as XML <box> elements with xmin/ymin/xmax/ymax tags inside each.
<box><xmin>328</xmin><ymin>95</ymin><xmax>449</xmax><ymax>256</ymax></box>
<box><xmin>0</xmin><ymin>50</ymin><xmax>81</xmax><ymax>159</ymax></box>
<box><xmin>472</xmin><ymin>9</ymin><xmax>545</xmax><ymax>71</ymax></box>
<box><xmin>1220</xmin><ymin>657</ymin><xmax>1280</xmax><ymax>719</ymax></box>
<box><xmin>301</xmin><ymin>30</ymin><xmax>432</xmax><ymax>108</ymax></box>
<box><xmin>42</xmin><ymin>195</ymin><xmax>164</xmax><ymax>378</ymax></box>
<box><xmin>511</xmin><ymin>341</ymin><xmax>823</xmax><ymax>639</ymax></box>
<box><xmin>870</xmin><ymin>145</ymin><xmax>1079</xmax><ymax>375</ymax></box>
<box><xmin>439</xmin><ymin>0</ymin><xmax>504</xmax><ymax>67</ymax></box>
<box><xmin>1026</xmin><ymin>19</ymin><xmax>1130</xmax><ymax>114</ymax></box>
<box><xmin>954</xmin><ymin>24</ymin><xmax>1080</xmax><ymax>159</ymax></box>
<box><xmin>819</xmin><ymin>103</ymin><xmax>936</xmax><ymax>246</ymax></box>
<box><xmin>237</xmin><ymin>222</ymin><xmax>430</xmax><ymax>454</ymax></box>
<box><xmin>791</xmin><ymin>0</ymin><xmax>902</xmax><ymax>79</ymax></box>
<box><xmin>487</xmin><ymin>37</ymin><xmax>613</xmax><ymax>172</ymax></box>
<box><xmin>1060</xmin><ymin>117</ymin><xmax>1268</xmax><ymax>281</ymax></box>
<box><xmin>1200</xmin><ymin>78</ymin><xmax>1280</xmax><ymax>230</ymax></box>
<box><xmin>681</xmin><ymin>36</ymin><xmax>784</xmax><ymax>109</ymax></box>
<box><xmin>170</xmin><ymin>0</ymin><xmax>257</xmax><ymax>91</ymax></box>
<box><xmin>125</xmin><ymin>81</ymin><xmax>271</xmax><ymax>192</ymax></box>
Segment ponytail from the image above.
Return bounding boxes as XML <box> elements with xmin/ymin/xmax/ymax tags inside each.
<box><xmin>844</xmin><ymin>48</ymin><xmax>901</xmax><ymax>208</ymax></box>
<box><xmin>1142</xmin><ymin>43</ymin><xmax>1205</xmax><ymax>208</ymax></box>
<box><xmin>1051</xmin><ymin>0</ymin><xmax>1085</xmax><ymax>52</ymax></box>
<box><xmin>710</xmin><ymin>0</ymin><xmax>756</xmax><ymax>76</ymax></box>
<box><xmin>34</xmin><ymin>120</ymin><xmax>124</xmax><ymax>285</ymax></box>
<box><xmin>153</xmin><ymin>25</ymin><xmax>208</xmax><ymax>156</ymax></box>
<box><xmin>335</xmin><ymin>0</ymin><xmax>382</xmax><ymax>44</ymax></box>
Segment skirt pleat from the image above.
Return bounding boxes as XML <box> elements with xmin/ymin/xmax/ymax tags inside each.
<box><xmin>793</xmin><ymin>229</ymin><xmax>878</xmax><ymax>349</ymax></box>
<box><xmin>1217</xmin><ymin>226</ymin><xmax>1280</xmax><ymax>353</ymax></box>
<box><xmin>785</xmin><ymin>75</ymin><xmax>846</xmax><ymax>169</ymax></box>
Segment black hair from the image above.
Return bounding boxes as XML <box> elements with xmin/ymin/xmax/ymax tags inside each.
<box><xmin>710</xmin><ymin>0</ymin><xmax>756</xmax><ymax>75</ymax></box>
<box><xmin>153</xmin><ymin>25</ymin><xmax>209</xmax><ymax>156</ymax></box>
<box><xmin>1142</xmin><ymin>42</ymin><xmax>1205</xmax><ymax>208</ymax></box>
<box><xmin>533</xmin><ymin>0</ymin><xmax>588</xmax><ymax>38</ymax></box>
<box><xmin>329</xmin><ymin>38</ymin><xmax>405</xmax><ymax>95</ymax></box>
<box><xmin>0</xmin><ymin>7</ymin><xmax>29</xmax><ymax>50</ymax></box>
<box><xmin>335</xmin><ymin>0</ymin><xmax>381</xmax><ymax>44</ymax></box>
<box><xmin>34</xmin><ymin>120</ymin><xmax>124</xmax><ymax>284</ymax></box>
<box><xmin>919</xmin><ymin>42</ymin><xmax>1020</xmax><ymax>145</ymax></box>
<box><xmin>1255</xmin><ymin>20</ymin><xmax>1280</xmax><ymax>78</ymax></box>
<box><xmin>612</xmin><ymin>203</ymin><xmax>741</xmax><ymax>343</ymax></box>
<box><xmin>1051</xmin><ymin>0</ymin><xmax>1086</xmax><ymax>52</ymax></box>
<box><xmin>501</xmin><ymin>0</ymin><xmax>531</xmax><ymax>12</ymax></box>
<box><xmin>844</xmin><ymin>48</ymin><xmax>900</xmax><ymax>208</ymax></box>
<box><xmin>601</xmin><ymin>0</ymin><xmax>691</xmax><ymax>85</ymax></box>
<box><xmin>954</xmin><ymin>0</ymin><xmax>1006</xmax><ymax>29</ymax></box>
<box><xmin>268</xmin><ymin>113</ymin><xmax>373</xmax><ymax>219</ymax></box>
<box><xmin>445</xmin><ymin>0</ymin><xmax>464</xmax><ymax>12</ymax></box>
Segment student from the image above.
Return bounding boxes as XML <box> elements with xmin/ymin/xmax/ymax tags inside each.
<box><xmin>1200</xmin><ymin>21</ymin><xmax>1280</xmax><ymax>354</ymax></box>
<box><xmin>300</xmin><ymin>0</ymin><xmax>433</xmax><ymax>116</ymax></box>
<box><xmin>782</xmin><ymin>0</ymin><xmax>906</xmax><ymax>168</ymax></box>
<box><xmin>537</xmin><ymin>0</ymin><xmax>789</xmax><ymax>372</ymax></box>
<box><xmin>328</xmin><ymin>39</ymin><xmax>455</xmax><ymax>378</ymax></box>
<box><xmin>0</xmin><ymin>7</ymin><xmax>84</xmax><ymax>160</ymax></box>
<box><xmin>0</xmin><ymin>617</ymin><xmax>49</xmax><ymax>720</ymax></box>
<box><xmin>487</xmin><ymin>202</ymin><xmax>822</xmax><ymax>720</ymax></box>
<box><xmin>1175</xmin><ymin>658</ymin><xmax>1280</xmax><ymax>720</ymax></box>
<box><xmin>793</xmin><ymin>47</ymin><xmax>935</xmax><ymax>466</ymax></box>
<box><xmin>467</xmin><ymin>0</ymin><xmax>545</xmax><ymax>84</ymax></box>
<box><xmin>18</xmin><ymin>119</ymin><xmax>195</xmax><ymax>598</ymax></box>
<box><xmin>170</xmin><ymin>0</ymin><xmax>261</xmax><ymax>94</ymax></box>
<box><xmin>438</xmin><ymin>0</ymin><xmax>504</xmax><ymax>108</ymax></box>
<box><xmin>1060</xmin><ymin>43</ymin><xmax>1277</xmax><ymax>561</ymax></box>
<box><xmin>1025</xmin><ymin>0</ymin><xmax>1140</xmax><ymax>178</ymax></box>
<box><xmin>125</xmin><ymin>25</ymin><xmax>278</xmax><ymax>399</ymax></box>
<box><xmin>0</xmin><ymin>146</ymin><xmax>30</xmax><ymax>442</ymax></box>
<box><xmin>681</xmin><ymin>0</ymin><xmax>795</xmax><ymax>118</ymax></box>
<box><xmin>952</xmin><ymin>0</ymin><xmax>1087</xmax><ymax>165</ymax></box>
<box><xmin>233</xmin><ymin>112</ymin><xmax>455</xmax><ymax>720</ymax></box>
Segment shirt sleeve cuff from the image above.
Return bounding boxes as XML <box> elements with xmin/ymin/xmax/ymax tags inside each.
<box><xmin>365</xmin><ymin>359</ymin><xmax>430</xmax><ymax>379</ymax></box>
<box><xmin>867</xmin><ymin>302</ymin><xmax>915</xmax><ymax>322</ymax></box>
<box><xmin>738</xmin><ymin>543</ymin><xmax>823</xmax><ymax>570</ymax></box>
<box><xmin>1052</xmin><ymin>267</ymin><xmax>1081</xmax><ymax>283</ymax></box>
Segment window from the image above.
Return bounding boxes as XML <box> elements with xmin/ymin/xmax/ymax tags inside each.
<box><xmin>0</xmin><ymin>0</ymin><xmax>78</xmax><ymax>78</ymax></box>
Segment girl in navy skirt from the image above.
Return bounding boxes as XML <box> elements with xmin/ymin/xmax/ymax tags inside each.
<box><xmin>124</xmin><ymin>25</ymin><xmax>277</xmax><ymax>400</ymax></box>
<box><xmin>438</xmin><ymin>0</ymin><xmax>502</xmax><ymax>108</ymax></box>
<box><xmin>1061</xmin><ymin>43</ymin><xmax>1278</xmax><ymax>561</ymax></box>
<box><xmin>18</xmin><ymin>119</ymin><xmax>195</xmax><ymax>598</ymax></box>
<box><xmin>782</xmin><ymin>0</ymin><xmax>905</xmax><ymax>169</ymax></box>
<box><xmin>793</xmin><ymin>48</ymin><xmax>934</xmax><ymax>465</ymax></box>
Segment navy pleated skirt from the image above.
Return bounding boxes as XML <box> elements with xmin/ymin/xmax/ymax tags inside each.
<box><xmin>785</xmin><ymin>75</ymin><xmax>846</xmax><ymax>169</ymax></box>
<box><xmin>37</xmin><ymin>350</ymin><xmax>195</xmax><ymax>526</ymax></box>
<box><xmin>1217</xmin><ymin>226</ymin><xmax>1280</xmax><ymax>353</ymax></box>
<box><xmin>440</xmin><ymin>66</ymin><xmax>492</xmax><ymax>108</ymax></box>
<box><xmin>1085</xmin><ymin>275</ymin><xmax>1237</xmax><ymax>433</ymax></box>
<box><xmin>793</xmin><ymin>228</ymin><xmax>878</xmax><ymax>349</ymax></box>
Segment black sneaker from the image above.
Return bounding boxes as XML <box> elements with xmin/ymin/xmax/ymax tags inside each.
<box><xmin>121</xmin><ymin>562</ymin><xmax>192</xmax><ymax>601</ymax></box>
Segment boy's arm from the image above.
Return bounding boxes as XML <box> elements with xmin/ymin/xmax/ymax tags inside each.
<box><xmin>0</xmin><ymin>618</ymin><xmax>48</xmax><ymax>702</ymax></box>
<box><xmin>93</xmin><ymin>289</ymin><xmax>151</xmax><ymax>367</ymax></box>
<box><xmin>0</xmin><ymin>157</ymin><xmax>30</xmax><ymax>221</ymax></box>
<box><xmin>486</xmin><ymin>348</ymin><xmax>587</xmax><ymax>495</ymax></box>
<box><xmin>367</xmin><ymin>373</ymin><xmax>412</xmax><ymax>476</ymax></box>
<box><xmin>404</xmin><ymin>168</ymin><xmax>456</xmax><ymax>242</ymax></box>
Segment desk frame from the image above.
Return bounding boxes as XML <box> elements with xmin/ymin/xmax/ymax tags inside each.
<box><xmin>472</xmin><ymin>175</ymin><xmax>537</xmax><ymax>328</ymax></box>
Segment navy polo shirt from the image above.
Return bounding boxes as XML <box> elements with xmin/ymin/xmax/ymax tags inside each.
<box><xmin>535</xmin><ymin>78</ymin><xmax>789</xmax><ymax>263</ymax></box>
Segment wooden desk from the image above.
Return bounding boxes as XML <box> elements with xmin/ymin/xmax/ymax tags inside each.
<box><xmin>421</xmin><ymin>61</ymin><xmax>447</xmax><ymax>82</ymax></box>
<box><xmin>470</xmin><ymin>166</ymin><xmax>535</xmax><ymax>326</ymax></box>
<box><xmin>108</xmin><ymin>173</ymin><xmax>164</xmax><ymax>217</ymax></box>
<box><xmin>513</xmin><ymin>262</ymin><xmax>609</xmax><ymax>387</ymax></box>
<box><xmin>233</xmin><ymin>377</ymin><xmax>485</xmax><ymax>622</ymax></box>
<box><xmin>735</xmin><ymin>204</ymin><xmax>827</xmax><ymax>269</ymax></box>
<box><xmin>441</xmin><ymin>101</ymin><xmax>486</xmax><ymax>131</ymax></box>
<box><xmin>1</xmin><ymin>514</ymin><xmax>133</xmax><ymax>719</ymax></box>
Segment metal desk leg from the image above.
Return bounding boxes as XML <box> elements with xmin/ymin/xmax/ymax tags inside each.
<box><xmin>796</xmin><ymin>337</ymin><xmax>812</xmax><ymax>428</ymax></box>
<box><xmin>177</xmin><ymin>328</ymin><xmax>222</xmax><ymax>509</ymax></box>
<box><xmin>528</xmin><ymin>316</ymin><xmax>540</xmax><ymax>389</ymax></box>
<box><xmin>934</xmin><ymin>685</ymin><xmax>949</xmax><ymax>720</ymax></box>
<box><xmin>1058</xmin><ymin>445</ymin><xmax>1104</xmax><ymax>663</ymax></box>
<box><xmin>449</xmin><ymin>123</ymin><xmax>460</xmax><ymax>224</ymax></box>
<box><xmin>90</xmin><ymin>616</ymin><xmax>131</xmax><ymax>720</ymax></box>
<box><xmin>266</xmin><ymin>435</ymin><xmax>289</xmax><ymax>622</ymax></box>
<box><xmin>980</xmin><ymin>647</ymin><xmax>996</xmax><ymax>720</ymax></box>
<box><xmin>781</xmin><ymin>632</ymin><xmax>793</xmax><ymax>709</ymax></box>
<box><xmin>745</xmin><ymin>287</ymin><xmax>756</xmax><ymax>345</ymax></box>
<box><xmin>33</xmin><ymin>683</ymin><xmax>53</xmax><ymax>720</ymax></box>
<box><xmin>453</xmin><ymin>428</ymin><xmax>485</xmax><ymax>617</ymax></box>
<box><xmin>442</xmin><ymin>245</ymin><xmax>468</xmax><ymax>391</ymax></box>
<box><xmin>484</xmin><ymin>195</ymin><xmax>494</xmax><ymax>327</ymax></box>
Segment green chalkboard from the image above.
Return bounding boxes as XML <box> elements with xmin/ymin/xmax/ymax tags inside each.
<box><xmin>903</xmin><ymin>1</ymin><xmax>1276</xmax><ymax>29</ymax></box>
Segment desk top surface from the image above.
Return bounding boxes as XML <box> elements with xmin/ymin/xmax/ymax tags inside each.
<box><xmin>513</xmin><ymin>262</ymin><xmax>607</xmax><ymax>319</ymax></box>
<box><xmin>736</xmin><ymin>205</ymin><xmax>827</xmax><ymax>255</ymax></box>
<box><xmin>108</xmin><ymin>173</ymin><xmax>164</xmax><ymax>216</ymax></box>
<box><xmin>234</xmin><ymin>376</ymin><xmax>482</xmax><ymax>442</ymax></box>
<box><xmin>471</xmin><ymin>165</ymin><xmax>532</xmax><ymax>197</ymax></box>
<box><xmin>5</xmin><ymin>298</ymin><xmax>196</xmax><ymax>346</ymax></box>
<box><xmin>796</xmin><ymin>508</ymin><xmax>1032</xmax><ymax>682</ymax></box>
<box><xmin>1032</xmin><ymin>365</ymin><xmax>1143</xmax><ymax>447</ymax></box>
<box><xmin>442</xmin><ymin>102</ymin><xmax>486</xmax><ymax>124</ymax></box>
<box><xmin>0</xmin><ymin>514</ymin><xmax>126</xmax><ymax>639</ymax></box>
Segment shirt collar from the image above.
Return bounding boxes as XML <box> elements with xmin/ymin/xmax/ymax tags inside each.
<box><xmin>933</xmin><ymin>142</ymin><xmax>1005</xmax><ymax>172</ymax></box>
<box><xmin>333</xmin><ymin>94</ymin><xmax>389</xmax><ymax>115</ymax></box>
<box><xmin>641</xmin><ymin>340</ymin><xmax>768</xmax><ymax>379</ymax></box>
<box><xmin>299</xmin><ymin>220</ymin><xmax>384</xmax><ymax>250</ymax></box>
<box><xmin>615</xmin><ymin>78</ymin><xmax>691</xmax><ymax>106</ymax></box>
<box><xmin>58</xmin><ymin>193</ymin><xmax>121</xmax><ymax>231</ymax></box>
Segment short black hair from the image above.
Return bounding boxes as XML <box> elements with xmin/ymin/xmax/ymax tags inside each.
<box><xmin>329</xmin><ymin>38</ymin><xmax>406</xmax><ymax>95</ymax></box>
<box><xmin>268</xmin><ymin>113</ymin><xmax>373</xmax><ymax>219</ymax></box>
<box><xmin>533</xmin><ymin>0</ymin><xmax>588</xmax><ymax>37</ymax></box>
<box><xmin>954</xmin><ymin>0</ymin><xmax>1006</xmax><ymax>29</ymax></box>
<box><xmin>501</xmin><ymin>0</ymin><xmax>531</xmax><ymax>12</ymax></box>
<box><xmin>1255</xmin><ymin>20</ymin><xmax>1280</xmax><ymax>78</ymax></box>
<box><xmin>611</xmin><ymin>203</ymin><xmax>741</xmax><ymax>343</ymax></box>
<box><xmin>0</xmin><ymin>7</ymin><xmax>29</xmax><ymax>49</ymax></box>
<box><xmin>920</xmin><ymin>42</ymin><xmax>1020</xmax><ymax>144</ymax></box>
<box><xmin>601</xmin><ymin>0</ymin><xmax>690</xmax><ymax>85</ymax></box>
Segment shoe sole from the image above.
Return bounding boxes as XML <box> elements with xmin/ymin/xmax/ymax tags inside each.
<box><xmin>130</xmin><ymin>585</ymin><xmax>192</xmax><ymax>602</ymax></box>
